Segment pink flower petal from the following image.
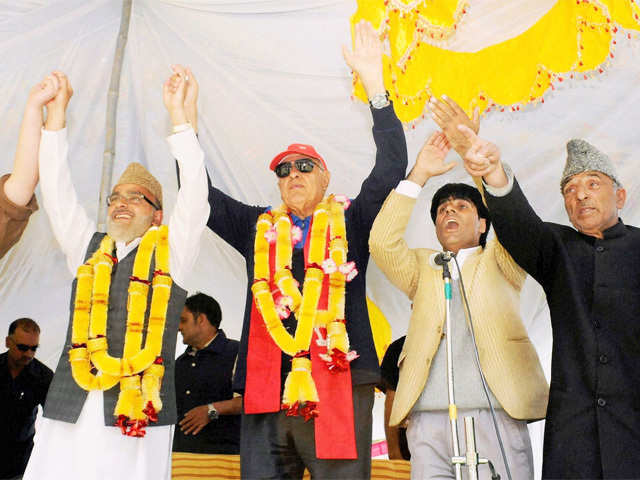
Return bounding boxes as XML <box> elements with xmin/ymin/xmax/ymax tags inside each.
<box><xmin>276</xmin><ymin>304</ymin><xmax>290</xmax><ymax>319</ymax></box>
<box><xmin>264</xmin><ymin>227</ymin><xmax>277</xmax><ymax>244</ymax></box>
<box><xmin>346</xmin><ymin>267</ymin><xmax>358</xmax><ymax>282</ymax></box>
<box><xmin>319</xmin><ymin>353</ymin><xmax>332</xmax><ymax>362</ymax></box>
<box><xmin>291</xmin><ymin>225</ymin><xmax>303</xmax><ymax>245</ymax></box>
<box><xmin>322</xmin><ymin>258</ymin><xmax>337</xmax><ymax>274</ymax></box>
<box><xmin>338</xmin><ymin>261</ymin><xmax>356</xmax><ymax>275</ymax></box>
<box><xmin>277</xmin><ymin>295</ymin><xmax>293</xmax><ymax>308</ymax></box>
<box><xmin>334</xmin><ymin>194</ymin><xmax>351</xmax><ymax>210</ymax></box>
<box><xmin>345</xmin><ymin>350</ymin><xmax>360</xmax><ymax>362</ymax></box>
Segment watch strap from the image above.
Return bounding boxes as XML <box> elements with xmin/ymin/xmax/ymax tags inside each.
<box><xmin>207</xmin><ymin>403</ymin><xmax>218</xmax><ymax>420</ymax></box>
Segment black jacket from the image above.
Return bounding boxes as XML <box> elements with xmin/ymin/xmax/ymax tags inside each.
<box><xmin>485</xmin><ymin>178</ymin><xmax>640</xmax><ymax>479</ymax></box>
<box><xmin>173</xmin><ymin>330</ymin><xmax>240</xmax><ymax>454</ymax></box>
<box><xmin>0</xmin><ymin>352</ymin><xmax>53</xmax><ymax>478</ymax></box>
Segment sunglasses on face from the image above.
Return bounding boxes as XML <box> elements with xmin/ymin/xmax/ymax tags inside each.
<box><xmin>274</xmin><ymin>158</ymin><xmax>322</xmax><ymax>178</ymax></box>
<box><xmin>10</xmin><ymin>338</ymin><xmax>38</xmax><ymax>352</ymax></box>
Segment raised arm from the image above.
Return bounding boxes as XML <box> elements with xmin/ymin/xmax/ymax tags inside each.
<box><xmin>429</xmin><ymin>95</ymin><xmax>480</xmax><ymax>160</ymax></box>
<box><xmin>163</xmin><ymin>65</ymin><xmax>210</xmax><ymax>286</ymax></box>
<box><xmin>5</xmin><ymin>75</ymin><xmax>60</xmax><ymax>205</ymax></box>
<box><xmin>429</xmin><ymin>97</ymin><xmax>521</xmax><ymax>279</ymax></box>
<box><xmin>406</xmin><ymin>131</ymin><xmax>455</xmax><ymax>187</ymax></box>
<box><xmin>343</xmin><ymin>20</ymin><xmax>386</xmax><ymax>100</ymax></box>
<box><xmin>38</xmin><ymin>72</ymin><xmax>95</xmax><ymax>274</ymax></box>
<box><xmin>167</xmin><ymin>65</ymin><xmax>263</xmax><ymax>256</ymax></box>
<box><xmin>182</xmin><ymin>66</ymin><xmax>198</xmax><ymax>135</ymax></box>
<box><xmin>456</xmin><ymin>125</ymin><xmax>554</xmax><ymax>283</ymax></box>
<box><xmin>370</xmin><ymin>132</ymin><xmax>451</xmax><ymax>298</ymax></box>
<box><xmin>0</xmin><ymin>75</ymin><xmax>60</xmax><ymax>258</ymax></box>
<box><xmin>457</xmin><ymin>125</ymin><xmax>507</xmax><ymax>188</ymax></box>
<box><xmin>343</xmin><ymin>21</ymin><xmax>408</xmax><ymax>228</ymax></box>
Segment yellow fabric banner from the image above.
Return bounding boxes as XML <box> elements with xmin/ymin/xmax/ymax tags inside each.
<box><xmin>354</xmin><ymin>0</ymin><xmax>469</xmax><ymax>42</ymax></box>
<box><xmin>351</xmin><ymin>0</ymin><xmax>640</xmax><ymax>123</ymax></box>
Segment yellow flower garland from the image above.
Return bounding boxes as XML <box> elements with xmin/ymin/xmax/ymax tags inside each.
<box><xmin>252</xmin><ymin>196</ymin><xmax>356</xmax><ymax>413</ymax></box>
<box><xmin>69</xmin><ymin>226</ymin><xmax>172</xmax><ymax>436</ymax></box>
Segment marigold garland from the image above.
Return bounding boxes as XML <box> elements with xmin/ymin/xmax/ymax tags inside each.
<box><xmin>252</xmin><ymin>195</ymin><xmax>359</xmax><ymax>418</ymax></box>
<box><xmin>69</xmin><ymin>226</ymin><xmax>172</xmax><ymax>437</ymax></box>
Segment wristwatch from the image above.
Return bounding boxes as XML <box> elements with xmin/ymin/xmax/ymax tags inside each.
<box><xmin>369</xmin><ymin>91</ymin><xmax>390</xmax><ymax>109</ymax></box>
<box><xmin>207</xmin><ymin>403</ymin><xmax>219</xmax><ymax>421</ymax></box>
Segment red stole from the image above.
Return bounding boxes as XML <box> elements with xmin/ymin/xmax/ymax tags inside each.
<box><xmin>244</xmin><ymin>216</ymin><xmax>357</xmax><ymax>459</ymax></box>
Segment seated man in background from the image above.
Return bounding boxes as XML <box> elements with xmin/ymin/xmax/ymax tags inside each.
<box><xmin>0</xmin><ymin>74</ymin><xmax>60</xmax><ymax>259</ymax></box>
<box><xmin>369</xmin><ymin>127</ymin><xmax>548</xmax><ymax>479</ymax></box>
<box><xmin>173</xmin><ymin>293</ymin><xmax>241</xmax><ymax>454</ymax></box>
<box><xmin>0</xmin><ymin>318</ymin><xmax>52</xmax><ymax>480</ymax></box>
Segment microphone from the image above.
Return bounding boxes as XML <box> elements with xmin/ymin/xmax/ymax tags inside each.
<box><xmin>429</xmin><ymin>251</ymin><xmax>454</xmax><ymax>269</ymax></box>
<box><xmin>429</xmin><ymin>251</ymin><xmax>454</xmax><ymax>280</ymax></box>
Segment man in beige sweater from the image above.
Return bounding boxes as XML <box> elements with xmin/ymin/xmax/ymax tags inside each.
<box><xmin>369</xmin><ymin>129</ymin><xmax>548</xmax><ymax>479</ymax></box>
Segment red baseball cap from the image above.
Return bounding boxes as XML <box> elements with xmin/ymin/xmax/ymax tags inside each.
<box><xmin>269</xmin><ymin>143</ymin><xmax>328</xmax><ymax>171</ymax></box>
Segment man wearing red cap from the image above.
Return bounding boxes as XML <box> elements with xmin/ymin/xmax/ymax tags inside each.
<box><xmin>205</xmin><ymin>21</ymin><xmax>407</xmax><ymax>479</ymax></box>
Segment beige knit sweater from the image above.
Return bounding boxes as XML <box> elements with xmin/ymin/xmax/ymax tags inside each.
<box><xmin>369</xmin><ymin>190</ymin><xmax>548</xmax><ymax>426</ymax></box>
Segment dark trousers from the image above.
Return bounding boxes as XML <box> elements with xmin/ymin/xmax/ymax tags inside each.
<box><xmin>0</xmin><ymin>439</ymin><xmax>32</xmax><ymax>479</ymax></box>
<box><xmin>240</xmin><ymin>384</ymin><xmax>375</xmax><ymax>480</ymax></box>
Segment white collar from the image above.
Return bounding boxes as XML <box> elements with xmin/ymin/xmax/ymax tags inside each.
<box><xmin>113</xmin><ymin>226</ymin><xmax>160</xmax><ymax>261</ymax></box>
<box><xmin>450</xmin><ymin>245</ymin><xmax>481</xmax><ymax>279</ymax></box>
<box><xmin>115</xmin><ymin>237</ymin><xmax>142</xmax><ymax>261</ymax></box>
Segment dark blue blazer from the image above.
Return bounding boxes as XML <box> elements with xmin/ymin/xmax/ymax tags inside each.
<box><xmin>205</xmin><ymin>104</ymin><xmax>407</xmax><ymax>392</ymax></box>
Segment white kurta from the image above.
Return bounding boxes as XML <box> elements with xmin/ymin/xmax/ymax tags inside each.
<box><xmin>23</xmin><ymin>126</ymin><xmax>209</xmax><ymax>480</ymax></box>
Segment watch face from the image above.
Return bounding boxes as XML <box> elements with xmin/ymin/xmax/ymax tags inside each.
<box><xmin>208</xmin><ymin>408</ymin><xmax>218</xmax><ymax>420</ymax></box>
<box><xmin>370</xmin><ymin>94</ymin><xmax>390</xmax><ymax>109</ymax></box>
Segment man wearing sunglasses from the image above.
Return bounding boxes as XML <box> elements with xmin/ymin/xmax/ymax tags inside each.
<box><xmin>204</xmin><ymin>20</ymin><xmax>407</xmax><ymax>479</ymax></box>
<box><xmin>1</xmin><ymin>318</ymin><xmax>53</xmax><ymax>480</ymax></box>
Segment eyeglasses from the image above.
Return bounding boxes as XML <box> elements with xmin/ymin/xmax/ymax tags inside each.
<box><xmin>274</xmin><ymin>158</ymin><xmax>322</xmax><ymax>178</ymax></box>
<box><xmin>107</xmin><ymin>192</ymin><xmax>159</xmax><ymax>210</ymax></box>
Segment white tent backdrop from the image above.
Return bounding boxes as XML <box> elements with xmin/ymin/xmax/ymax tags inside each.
<box><xmin>1</xmin><ymin>1</ymin><xmax>639</xmax><ymax>478</ymax></box>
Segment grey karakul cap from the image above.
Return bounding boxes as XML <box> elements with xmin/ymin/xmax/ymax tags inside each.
<box><xmin>560</xmin><ymin>139</ymin><xmax>621</xmax><ymax>191</ymax></box>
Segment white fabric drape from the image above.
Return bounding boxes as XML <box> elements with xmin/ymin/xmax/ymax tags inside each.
<box><xmin>1</xmin><ymin>2</ymin><xmax>639</xmax><ymax>478</ymax></box>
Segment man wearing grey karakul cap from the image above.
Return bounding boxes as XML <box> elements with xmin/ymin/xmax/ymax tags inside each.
<box><xmin>561</xmin><ymin>138</ymin><xmax>622</xmax><ymax>190</ymax></box>
<box><xmin>451</xmin><ymin>126</ymin><xmax>640</xmax><ymax>479</ymax></box>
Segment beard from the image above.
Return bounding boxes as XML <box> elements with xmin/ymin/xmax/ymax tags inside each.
<box><xmin>106</xmin><ymin>210</ymin><xmax>155</xmax><ymax>243</ymax></box>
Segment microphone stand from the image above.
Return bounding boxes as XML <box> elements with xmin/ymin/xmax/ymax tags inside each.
<box><xmin>438</xmin><ymin>253</ymin><xmax>493</xmax><ymax>480</ymax></box>
<box><xmin>440</xmin><ymin>255</ymin><xmax>463</xmax><ymax>480</ymax></box>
